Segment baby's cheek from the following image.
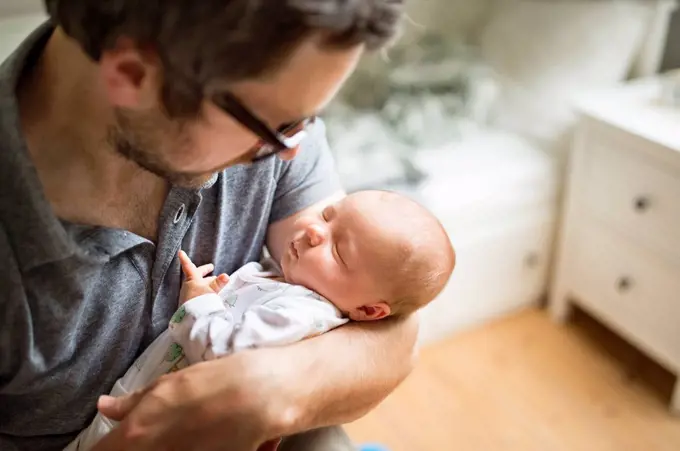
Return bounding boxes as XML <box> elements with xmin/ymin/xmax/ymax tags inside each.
<box><xmin>298</xmin><ymin>257</ymin><xmax>329</xmax><ymax>287</ymax></box>
<box><xmin>301</xmin><ymin>257</ymin><xmax>323</xmax><ymax>280</ymax></box>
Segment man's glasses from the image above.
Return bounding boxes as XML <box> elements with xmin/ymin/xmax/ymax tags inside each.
<box><xmin>212</xmin><ymin>92</ymin><xmax>315</xmax><ymax>162</ymax></box>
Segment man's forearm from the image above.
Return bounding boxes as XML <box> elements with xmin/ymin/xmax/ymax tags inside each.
<box><xmin>257</xmin><ymin>313</ymin><xmax>419</xmax><ymax>435</ymax></box>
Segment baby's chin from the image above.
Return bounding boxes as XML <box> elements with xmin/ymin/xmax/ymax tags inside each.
<box><xmin>280</xmin><ymin>260</ymin><xmax>314</xmax><ymax>291</ymax></box>
<box><xmin>279</xmin><ymin>254</ymin><xmax>297</xmax><ymax>284</ymax></box>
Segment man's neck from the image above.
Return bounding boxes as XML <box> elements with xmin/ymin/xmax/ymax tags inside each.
<box><xmin>18</xmin><ymin>28</ymin><xmax>168</xmax><ymax>240</ymax></box>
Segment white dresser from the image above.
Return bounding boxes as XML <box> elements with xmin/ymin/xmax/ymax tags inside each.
<box><xmin>549</xmin><ymin>79</ymin><xmax>680</xmax><ymax>414</ymax></box>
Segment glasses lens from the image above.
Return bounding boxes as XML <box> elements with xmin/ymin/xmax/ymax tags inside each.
<box><xmin>251</xmin><ymin>118</ymin><xmax>316</xmax><ymax>162</ymax></box>
<box><xmin>279</xmin><ymin>120</ymin><xmax>306</xmax><ymax>137</ymax></box>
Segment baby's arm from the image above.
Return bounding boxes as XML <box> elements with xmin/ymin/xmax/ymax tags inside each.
<box><xmin>229</xmin><ymin>295</ymin><xmax>348</xmax><ymax>353</ymax></box>
<box><xmin>171</xmin><ymin>294</ymin><xmax>348</xmax><ymax>362</ymax></box>
<box><xmin>169</xmin><ymin>292</ymin><xmax>236</xmax><ymax>362</ymax></box>
<box><xmin>169</xmin><ymin>256</ymin><xmax>348</xmax><ymax>362</ymax></box>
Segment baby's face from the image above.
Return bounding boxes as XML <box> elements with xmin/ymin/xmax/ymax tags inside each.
<box><xmin>280</xmin><ymin>195</ymin><xmax>390</xmax><ymax>320</ymax></box>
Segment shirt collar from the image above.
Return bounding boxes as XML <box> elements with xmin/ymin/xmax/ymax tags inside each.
<box><xmin>0</xmin><ymin>22</ymin><xmax>77</xmax><ymax>271</ymax></box>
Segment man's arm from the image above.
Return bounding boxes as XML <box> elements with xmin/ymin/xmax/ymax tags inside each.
<box><xmin>251</xmin><ymin>310</ymin><xmax>419</xmax><ymax>434</ymax></box>
<box><xmin>95</xmin><ymin>310</ymin><xmax>418</xmax><ymax>451</ymax></box>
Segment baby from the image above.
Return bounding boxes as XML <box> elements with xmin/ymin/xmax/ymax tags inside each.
<box><xmin>67</xmin><ymin>190</ymin><xmax>455</xmax><ymax>451</ymax></box>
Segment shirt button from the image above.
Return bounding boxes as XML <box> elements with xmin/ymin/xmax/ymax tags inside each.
<box><xmin>174</xmin><ymin>204</ymin><xmax>186</xmax><ymax>224</ymax></box>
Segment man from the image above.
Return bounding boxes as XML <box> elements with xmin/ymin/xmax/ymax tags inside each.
<box><xmin>0</xmin><ymin>1</ymin><xmax>418</xmax><ymax>450</ymax></box>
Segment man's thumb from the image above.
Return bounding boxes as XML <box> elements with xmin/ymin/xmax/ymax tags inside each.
<box><xmin>97</xmin><ymin>390</ymin><xmax>145</xmax><ymax>421</ymax></box>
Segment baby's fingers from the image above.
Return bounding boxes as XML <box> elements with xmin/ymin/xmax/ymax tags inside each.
<box><xmin>196</xmin><ymin>263</ymin><xmax>215</xmax><ymax>277</ymax></box>
<box><xmin>178</xmin><ymin>250</ymin><xmax>200</xmax><ymax>280</ymax></box>
<box><xmin>209</xmin><ymin>274</ymin><xmax>230</xmax><ymax>293</ymax></box>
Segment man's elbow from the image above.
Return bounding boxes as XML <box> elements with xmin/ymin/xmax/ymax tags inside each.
<box><xmin>393</xmin><ymin>350</ymin><xmax>417</xmax><ymax>391</ymax></box>
<box><xmin>407</xmin><ymin>336</ymin><xmax>420</xmax><ymax>374</ymax></box>
<box><xmin>394</xmin><ymin>313</ymin><xmax>420</xmax><ymax>385</ymax></box>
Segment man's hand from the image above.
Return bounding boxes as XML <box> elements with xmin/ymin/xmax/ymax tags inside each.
<box><xmin>178</xmin><ymin>250</ymin><xmax>229</xmax><ymax>304</ymax></box>
<box><xmin>93</xmin><ymin>315</ymin><xmax>418</xmax><ymax>451</ymax></box>
<box><xmin>93</xmin><ymin>350</ymin><xmax>286</xmax><ymax>451</ymax></box>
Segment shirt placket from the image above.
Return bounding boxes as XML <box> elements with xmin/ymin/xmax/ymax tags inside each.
<box><xmin>149</xmin><ymin>187</ymin><xmax>202</xmax><ymax>334</ymax></box>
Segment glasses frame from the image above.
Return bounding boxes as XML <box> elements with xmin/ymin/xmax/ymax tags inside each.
<box><xmin>212</xmin><ymin>92</ymin><xmax>314</xmax><ymax>162</ymax></box>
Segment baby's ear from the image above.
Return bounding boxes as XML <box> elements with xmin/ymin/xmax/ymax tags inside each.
<box><xmin>349</xmin><ymin>302</ymin><xmax>391</xmax><ymax>321</ymax></box>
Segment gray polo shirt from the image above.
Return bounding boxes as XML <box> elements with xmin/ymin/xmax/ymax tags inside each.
<box><xmin>0</xmin><ymin>24</ymin><xmax>341</xmax><ymax>451</ymax></box>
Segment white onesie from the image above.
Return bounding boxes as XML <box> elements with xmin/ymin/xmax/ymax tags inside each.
<box><xmin>65</xmin><ymin>260</ymin><xmax>348</xmax><ymax>451</ymax></box>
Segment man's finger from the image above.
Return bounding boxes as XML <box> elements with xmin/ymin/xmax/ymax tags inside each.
<box><xmin>196</xmin><ymin>263</ymin><xmax>215</xmax><ymax>277</ymax></box>
<box><xmin>97</xmin><ymin>389</ymin><xmax>147</xmax><ymax>422</ymax></box>
<box><xmin>178</xmin><ymin>250</ymin><xmax>201</xmax><ymax>280</ymax></box>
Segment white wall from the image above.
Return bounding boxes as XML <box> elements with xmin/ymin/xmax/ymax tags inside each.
<box><xmin>401</xmin><ymin>0</ymin><xmax>492</xmax><ymax>43</ymax></box>
<box><xmin>0</xmin><ymin>0</ymin><xmax>42</xmax><ymax>16</ymax></box>
<box><xmin>0</xmin><ymin>13</ymin><xmax>47</xmax><ymax>61</ymax></box>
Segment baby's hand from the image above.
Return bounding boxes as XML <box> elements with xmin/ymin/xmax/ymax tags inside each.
<box><xmin>178</xmin><ymin>250</ymin><xmax>230</xmax><ymax>304</ymax></box>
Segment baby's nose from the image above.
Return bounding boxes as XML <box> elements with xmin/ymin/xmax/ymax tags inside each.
<box><xmin>305</xmin><ymin>223</ymin><xmax>327</xmax><ymax>247</ymax></box>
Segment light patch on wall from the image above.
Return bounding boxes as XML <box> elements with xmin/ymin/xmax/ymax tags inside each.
<box><xmin>0</xmin><ymin>0</ymin><xmax>43</xmax><ymax>17</ymax></box>
<box><xmin>400</xmin><ymin>0</ymin><xmax>493</xmax><ymax>45</ymax></box>
<box><xmin>0</xmin><ymin>13</ymin><xmax>48</xmax><ymax>61</ymax></box>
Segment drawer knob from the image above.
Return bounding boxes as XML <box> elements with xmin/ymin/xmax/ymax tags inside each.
<box><xmin>633</xmin><ymin>196</ymin><xmax>650</xmax><ymax>212</ymax></box>
<box><xmin>617</xmin><ymin>277</ymin><xmax>633</xmax><ymax>293</ymax></box>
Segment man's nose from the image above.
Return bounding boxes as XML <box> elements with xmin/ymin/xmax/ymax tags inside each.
<box><xmin>305</xmin><ymin>223</ymin><xmax>327</xmax><ymax>247</ymax></box>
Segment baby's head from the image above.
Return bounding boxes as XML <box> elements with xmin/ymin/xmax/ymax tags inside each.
<box><xmin>280</xmin><ymin>190</ymin><xmax>455</xmax><ymax>321</ymax></box>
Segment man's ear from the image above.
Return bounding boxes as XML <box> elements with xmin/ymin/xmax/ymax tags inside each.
<box><xmin>349</xmin><ymin>302</ymin><xmax>391</xmax><ymax>321</ymax></box>
<box><xmin>99</xmin><ymin>37</ymin><xmax>162</xmax><ymax>110</ymax></box>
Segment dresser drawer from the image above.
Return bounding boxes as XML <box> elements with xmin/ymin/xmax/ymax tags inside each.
<box><xmin>570</xmin><ymin>221</ymin><xmax>680</xmax><ymax>371</ymax></box>
<box><xmin>581</xmin><ymin>137</ymin><xmax>680</xmax><ymax>262</ymax></box>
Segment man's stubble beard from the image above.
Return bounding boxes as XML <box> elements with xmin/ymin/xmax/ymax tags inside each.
<box><xmin>107</xmin><ymin>109</ymin><xmax>214</xmax><ymax>189</ymax></box>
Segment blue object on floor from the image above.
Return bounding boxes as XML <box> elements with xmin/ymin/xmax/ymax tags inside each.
<box><xmin>358</xmin><ymin>444</ymin><xmax>391</xmax><ymax>451</ymax></box>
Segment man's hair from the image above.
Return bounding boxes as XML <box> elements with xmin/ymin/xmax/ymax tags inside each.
<box><xmin>44</xmin><ymin>0</ymin><xmax>405</xmax><ymax>117</ymax></box>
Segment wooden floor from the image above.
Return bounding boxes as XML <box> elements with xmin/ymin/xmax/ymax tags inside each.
<box><xmin>346</xmin><ymin>308</ymin><xmax>680</xmax><ymax>451</ymax></box>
